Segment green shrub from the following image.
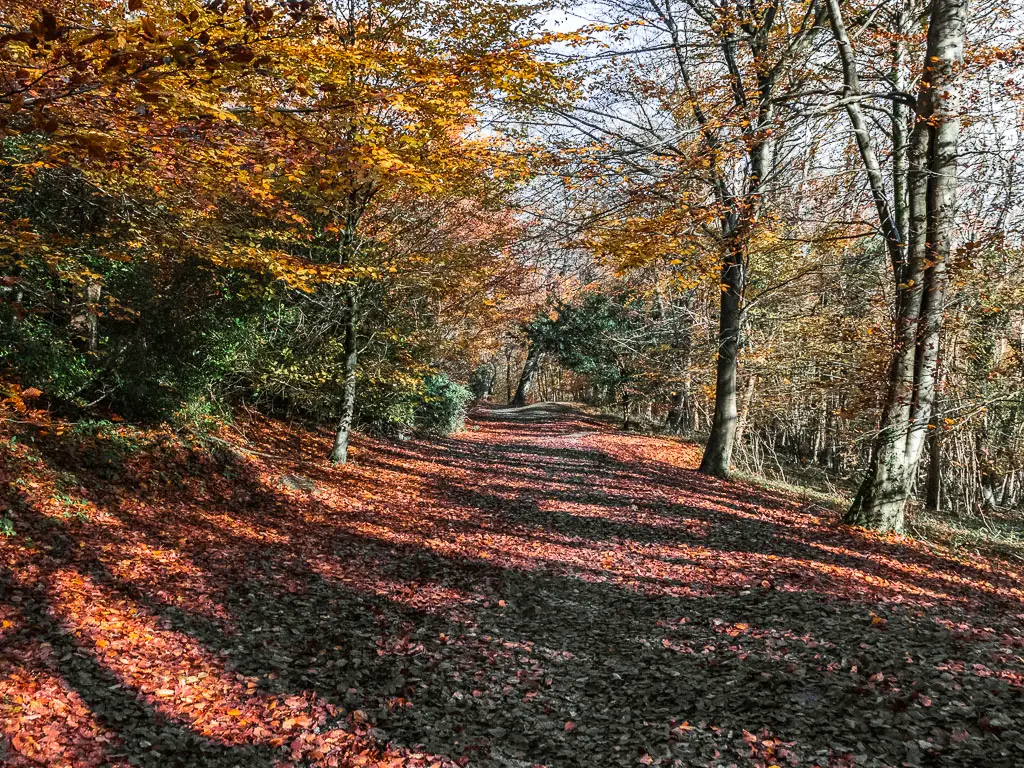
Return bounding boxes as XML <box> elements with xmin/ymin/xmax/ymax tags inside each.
<box><xmin>0</xmin><ymin>314</ymin><xmax>95</xmax><ymax>402</ymax></box>
<box><xmin>414</xmin><ymin>374</ymin><xmax>472</xmax><ymax>435</ymax></box>
<box><xmin>355</xmin><ymin>377</ymin><xmax>420</xmax><ymax>437</ymax></box>
<box><xmin>355</xmin><ymin>373</ymin><xmax>471</xmax><ymax>438</ymax></box>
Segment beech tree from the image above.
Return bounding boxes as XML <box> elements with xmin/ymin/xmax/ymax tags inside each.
<box><xmin>217</xmin><ymin>0</ymin><xmax>571</xmax><ymax>462</ymax></box>
<box><xmin>824</xmin><ymin>0</ymin><xmax>968</xmax><ymax>531</ymax></box>
<box><xmin>542</xmin><ymin>0</ymin><xmax>827</xmax><ymax>475</ymax></box>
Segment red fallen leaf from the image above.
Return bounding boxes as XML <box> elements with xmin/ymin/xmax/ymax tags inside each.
<box><xmin>21</xmin><ymin>387</ymin><xmax>42</xmax><ymax>398</ymax></box>
<box><xmin>978</xmin><ymin>715</ymin><xmax>1001</xmax><ymax>734</ymax></box>
<box><xmin>564</xmin><ymin>720</ymin><xmax>576</xmax><ymax>731</ymax></box>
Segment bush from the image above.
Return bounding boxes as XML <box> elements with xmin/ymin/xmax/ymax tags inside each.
<box><xmin>414</xmin><ymin>374</ymin><xmax>472</xmax><ymax>435</ymax></box>
<box><xmin>0</xmin><ymin>314</ymin><xmax>94</xmax><ymax>402</ymax></box>
<box><xmin>355</xmin><ymin>373</ymin><xmax>471</xmax><ymax>438</ymax></box>
<box><xmin>355</xmin><ymin>377</ymin><xmax>420</xmax><ymax>437</ymax></box>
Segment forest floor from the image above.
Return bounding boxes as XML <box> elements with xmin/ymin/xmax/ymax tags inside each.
<box><xmin>2</xmin><ymin>402</ymin><xmax>1024</xmax><ymax>768</ymax></box>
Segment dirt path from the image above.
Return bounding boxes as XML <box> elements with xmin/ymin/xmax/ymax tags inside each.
<box><xmin>3</xmin><ymin>404</ymin><xmax>1024</xmax><ymax>767</ymax></box>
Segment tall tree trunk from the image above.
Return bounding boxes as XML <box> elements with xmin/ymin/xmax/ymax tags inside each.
<box><xmin>700</xmin><ymin>245</ymin><xmax>745</xmax><ymax>476</ymax></box>
<box><xmin>330</xmin><ymin>286</ymin><xmax>358</xmax><ymax>464</ymax></box>
<box><xmin>845</xmin><ymin>0</ymin><xmax>966</xmax><ymax>531</ymax></box>
<box><xmin>657</xmin><ymin>1</ymin><xmax>798</xmax><ymax>479</ymax></box>
<box><xmin>512</xmin><ymin>343</ymin><xmax>540</xmax><ymax>406</ymax></box>
<box><xmin>329</xmin><ymin>188</ymin><xmax>372</xmax><ymax>464</ymax></box>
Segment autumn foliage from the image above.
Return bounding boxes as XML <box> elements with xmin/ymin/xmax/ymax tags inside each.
<box><xmin>2</xmin><ymin>0</ymin><xmax>1024</xmax><ymax>765</ymax></box>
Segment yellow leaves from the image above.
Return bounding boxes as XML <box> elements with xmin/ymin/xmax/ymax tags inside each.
<box><xmin>389</xmin><ymin>94</ymin><xmax>419</xmax><ymax>114</ymax></box>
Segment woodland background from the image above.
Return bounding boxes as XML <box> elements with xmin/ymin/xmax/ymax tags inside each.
<box><xmin>1</xmin><ymin>0</ymin><xmax>1023</xmax><ymax>537</ymax></box>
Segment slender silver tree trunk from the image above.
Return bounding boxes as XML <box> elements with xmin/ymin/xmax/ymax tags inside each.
<box><xmin>330</xmin><ymin>286</ymin><xmax>358</xmax><ymax>464</ymax></box>
<box><xmin>844</xmin><ymin>0</ymin><xmax>967</xmax><ymax>531</ymax></box>
<box><xmin>329</xmin><ymin>188</ymin><xmax>372</xmax><ymax>464</ymax></box>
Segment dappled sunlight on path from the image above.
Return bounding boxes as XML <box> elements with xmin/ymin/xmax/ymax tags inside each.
<box><xmin>2</xmin><ymin>403</ymin><xmax>1024</xmax><ymax>767</ymax></box>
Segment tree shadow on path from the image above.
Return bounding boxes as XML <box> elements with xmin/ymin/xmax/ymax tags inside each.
<box><xmin>2</xmin><ymin>402</ymin><xmax>1023</xmax><ymax>767</ymax></box>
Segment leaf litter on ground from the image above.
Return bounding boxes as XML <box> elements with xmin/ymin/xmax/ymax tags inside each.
<box><xmin>2</xmin><ymin>402</ymin><xmax>1023</xmax><ymax>767</ymax></box>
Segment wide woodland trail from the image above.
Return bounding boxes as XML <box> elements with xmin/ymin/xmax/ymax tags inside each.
<box><xmin>3</xmin><ymin>404</ymin><xmax>1024</xmax><ymax>767</ymax></box>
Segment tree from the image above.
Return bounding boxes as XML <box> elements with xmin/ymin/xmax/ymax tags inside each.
<box><xmin>221</xmin><ymin>0</ymin><xmax>570</xmax><ymax>462</ymax></box>
<box><xmin>826</xmin><ymin>0</ymin><xmax>969</xmax><ymax>532</ymax></box>
<box><xmin>549</xmin><ymin>0</ymin><xmax>826</xmax><ymax>475</ymax></box>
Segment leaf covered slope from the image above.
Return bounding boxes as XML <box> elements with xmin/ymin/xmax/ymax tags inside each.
<box><xmin>2</xmin><ymin>404</ymin><xmax>1024</xmax><ymax>767</ymax></box>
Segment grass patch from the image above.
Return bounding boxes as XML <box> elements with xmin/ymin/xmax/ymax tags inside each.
<box><xmin>730</xmin><ymin>468</ymin><xmax>849</xmax><ymax>512</ymax></box>
<box><xmin>907</xmin><ymin>506</ymin><xmax>1024</xmax><ymax>564</ymax></box>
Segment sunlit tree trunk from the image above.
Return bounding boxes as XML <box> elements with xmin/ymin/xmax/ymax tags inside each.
<box><xmin>330</xmin><ymin>286</ymin><xmax>358</xmax><ymax>464</ymax></box>
<box><xmin>512</xmin><ymin>343</ymin><xmax>540</xmax><ymax>406</ymax></box>
<box><xmin>329</xmin><ymin>188</ymin><xmax>372</xmax><ymax>464</ymax></box>
<box><xmin>844</xmin><ymin>0</ymin><xmax>966</xmax><ymax>531</ymax></box>
<box><xmin>700</xmin><ymin>246</ymin><xmax>744</xmax><ymax>475</ymax></box>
